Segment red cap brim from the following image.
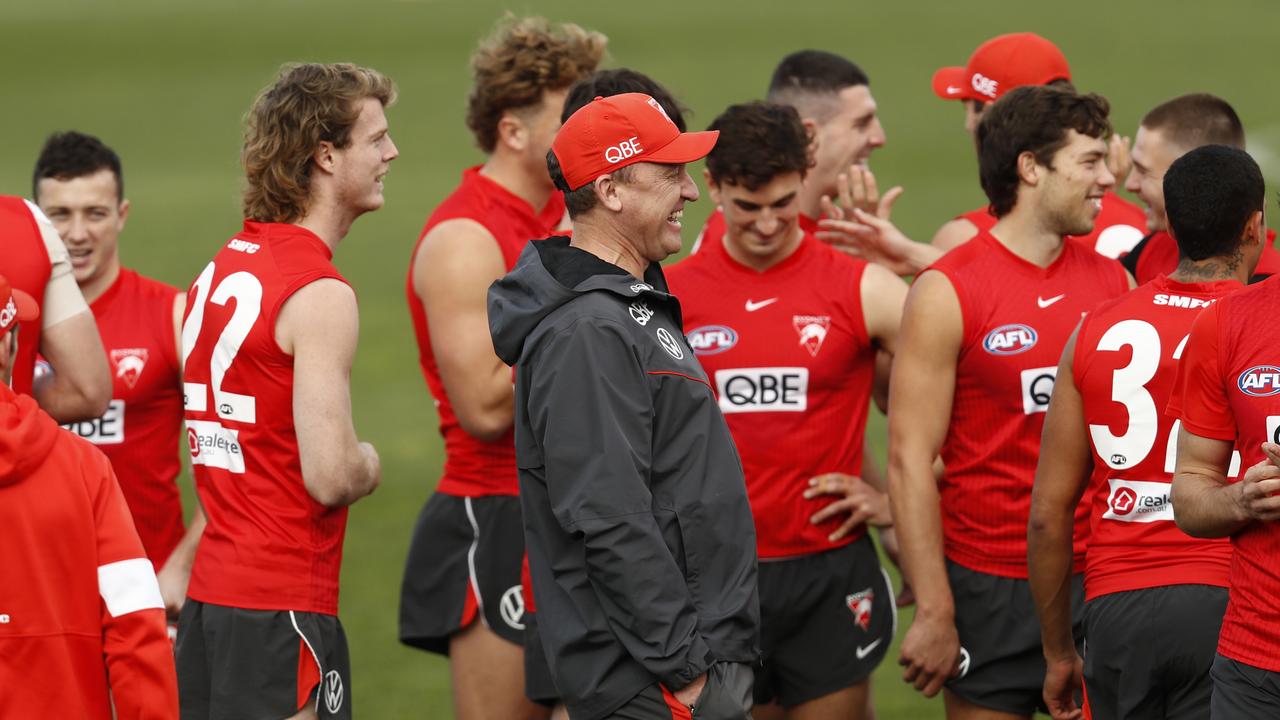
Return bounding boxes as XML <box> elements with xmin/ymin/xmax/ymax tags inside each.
<box><xmin>645</xmin><ymin>130</ymin><xmax>720</xmax><ymax>165</ymax></box>
<box><xmin>10</xmin><ymin>288</ymin><xmax>38</xmax><ymax>323</ymax></box>
<box><xmin>931</xmin><ymin>66</ymin><xmax>972</xmax><ymax>101</ymax></box>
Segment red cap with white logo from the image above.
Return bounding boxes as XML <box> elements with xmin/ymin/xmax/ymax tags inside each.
<box><xmin>0</xmin><ymin>274</ymin><xmax>38</xmax><ymax>338</ymax></box>
<box><xmin>551</xmin><ymin>93</ymin><xmax>719</xmax><ymax>191</ymax></box>
<box><xmin>931</xmin><ymin>33</ymin><xmax>1071</xmax><ymax>103</ymax></box>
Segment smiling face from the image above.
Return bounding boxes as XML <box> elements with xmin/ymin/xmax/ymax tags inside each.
<box><xmin>1037</xmin><ymin>129</ymin><xmax>1116</xmax><ymax>236</ymax></box>
<box><xmin>808</xmin><ymin>85</ymin><xmax>885</xmax><ymax>196</ymax></box>
<box><xmin>615</xmin><ymin>161</ymin><xmax>700</xmax><ymax>261</ymax></box>
<box><xmin>1125</xmin><ymin>125</ymin><xmax>1182</xmax><ymax>232</ymax></box>
<box><xmin>332</xmin><ymin>97</ymin><xmax>399</xmax><ymax>216</ymax></box>
<box><xmin>37</xmin><ymin>168</ymin><xmax>127</xmax><ymax>294</ymax></box>
<box><xmin>712</xmin><ymin>171</ymin><xmax>805</xmax><ymax>269</ymax></box>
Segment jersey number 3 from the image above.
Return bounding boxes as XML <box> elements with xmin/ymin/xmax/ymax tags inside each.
<box><xmin>181</xmin><ymin>261</ymin><xmax>261</xmax><ymax>424</ymax></box>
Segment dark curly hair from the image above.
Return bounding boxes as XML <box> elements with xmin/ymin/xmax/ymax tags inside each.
<box><xmin>562</xmin><ymin>68</ymin><xmax>687</xmax><ymax>130</ymax></box>
<box><xmin>466</xmin><ymin>15</ymin><xmax>606</xmax><ymax>153</ymax></box>
<box><xmin>705</xmin><ymin>102</ymin><xmax>814</xmax><ymax>191</ymax></box>
<box><xmin>977</xmin><ymin>85</ymin><xmax>1111</xmax><ymax>217</ymax></box>
<box><xmin>33</xmin><ymin>131</ymin><xmax>123</xmax><ymax>201</ymax></box>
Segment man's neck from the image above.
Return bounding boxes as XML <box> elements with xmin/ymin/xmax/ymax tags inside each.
<box><xmin>568</xmin><ymin>220</ymin><xmax>647</xmax><ymax>278</ymax></box>
<box><xmin>482</xmin><ymin>151</ymin><xmax>554</xmax><ymax>213</ymax></box>
<box><xmin>989</xmin><ymin>204</ymin><xmax>1066</xmax><ymax>268</ymax></box>
<box><xmin>1170</xmin><ymin>251</ymin><xmax>1250</xmax><ymax>285</ymax></box>
<box><xmin>297</xmin><ymin>202</ymin><xmax>354</xmax><ymax>254</ymax></box>
<box><xmin>79</xmin><ymin>260</ymin><xmax>121</xmax><ymax>305</ymax></box>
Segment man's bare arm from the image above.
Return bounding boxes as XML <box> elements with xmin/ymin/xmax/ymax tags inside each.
<box><xmin>930</xmin><ymin>218</ymin><xmax>978</xmax><ymax>252</ymax></box>
<box><xmin>416</xmin><ymin>219</ymin><xmax>515</xmax><ymax>441</ymax></box>
<box><xmin>1172</xmin><ymin>433</ymin><xmax>1280</xmax><ymax>538</ymax></box>
<box><xmin>34</xmin><ymin>310</ymin><xmax>111</xmax><ymax>422</ymax></box>
<box><xmin>279</xmin><ymin>279</ymin><xmax>379</xmax><ymax>507</ymax></box>
<box><xmin>888</xmin><ymin>270</ymin><xmax>963</xmax><ymax>697</ymax></box>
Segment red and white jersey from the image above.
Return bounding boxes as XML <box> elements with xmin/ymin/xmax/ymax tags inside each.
<box><xmin>183</xmin><ymin>221</ymin><xmax>349</xmax><ymax>615</ymax></box>
<box><xmin>0</xmin><ymin>196</ymin><xmax>53</xmax><ymax>394</ymax></box>
<box><xmin>957</xmin><ymin>190</ymin><xmax>1146</xmax><ymax>260</ymax></box>
<box><xmin>928</xmin><ymin>231</ymin><xmax>1129</xmax><ymax>577</ymax></box>
<box><xmin>0</xmin><ymin>384</ymin><xmax>177</xmax><ymax>719</ymax></box>
<box><xmin>407</xmin><ymin>166</ymin><xmax>565</xmax><ymax>497</ymax></box>
<box><xmin>57</xmin><ymin>269</ymin><xmax>185</xmax><ymax>569</ymax></box>
<box><xmin>691</xmin><ymin>208</ymin><xmax>818</xmax><ymax>256</ymax></box>
<box><xmin>1132</xmin><ymin>229</ymin><xmax>1280</xmax><ymax>285</ymax></box>
<box><xmin>1074</xmin><ymin>275</ymin><xmax>1240</xmax><ymax>600</ymax></box>
<box><xmin>1170</xmin><ymin>276</ymin><xmax>1280</xmax><ymax>672</ymax></box>
<box><xmin>667</xmin><ymin>234</ymin><xmax>876</xmax><ymax>558</ymax></box>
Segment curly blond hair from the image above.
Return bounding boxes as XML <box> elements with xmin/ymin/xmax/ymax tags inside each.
<box><xmin>466</xmin><ymin>15</ymin><xmax>607</xmax><ymax>153</ymax></box>
<box><xmin>242</xmin><ymin>63</ymin><xmax>396</xmax><ymax>223</ymax></box>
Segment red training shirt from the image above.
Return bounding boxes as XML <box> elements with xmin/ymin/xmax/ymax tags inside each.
<box><xmin>668</xmin><ymin>233</ymin><xmax>876</xmax><ymax>558</ymax></box>
<box><xmin>183</xmin><ymin>221</ymin><xmax>349</xmax><ymax>615</ymax></box>
<box><xmin>1074</xmin><ymin>275</ymin><xmax>1238</xmax><ymax>599</ymax></box>
<box><xmin>0</xmin><ymin>196</ymin><xmax>52</xmax><ymax>394</ymax></box>
<box><xmin>928</xmin><ymin>230</ymin><xmax>1130</xmax><ymax>577</ymax></box>
<box><xmin>958</xmin><ymin>190</ymin><xmax>1146</xmax><ymax>259</ymax></box>
<box><xmin>57</xmin><ymin>268</ymin><xmax>185</xmax><ymax>568</ymax></box>
<box><xmin>1131</xmin><ymin>229</ymin><xmax>1280</xmax><ymax>285</ymax></box>
<box><xmin>1169</xmin><ymin>276</ymin><xmax>1280</xmax><ymax>673</ymax></box>
<box><xmin>407</xmin><ymin>167</ymin><xmax>565</xmax><ymax>497</ymax></box>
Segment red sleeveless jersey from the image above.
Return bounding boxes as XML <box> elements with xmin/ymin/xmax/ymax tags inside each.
<box><xmin>58</xmin><ymin>269</ymin><xmax>184</xmax><ymax>568</ymax></box>
<box><xmin>692</xmin><ymin>208</ymin><xmax>818</xmax><ymax>256</ymax></box>
<box><xmin>182</xmin><ymin>222</ymin><xmax>348</xmax><ymax>614</ymax></box>
<box><xmin>1133</xmin><ymin>229</ymin><xmax>1280</xmax><ymax>284</ymax></box>
<box><xmin>1073</xmin><ymin>275</ymin><xmax>1239</xmax><ymax>600</ymax></box>
<box><xmin>667</xmin><ymin>234</ymin><xmax>876</xmax><ymax>558</ymax></box>
<box><xmin>1170</xmin><ymin>276</ymin><xmax>1280</xmax><ymax>672</ymax></box>
<box><xmin>0</xmin><ymin>196</ymin><xmax>52</xmax><ymax>395</ymax></box>
<box><xmin>407</xmin><ymin>167</ymin><xmax>565</xmax><ymax>497</ymax></box>
<box><xmin>958</xmin><ymin>190</ymin><xmax>1147</xmax><ymax>259</ymax></box>
<box><xmin>928</xmin><ymin>231</ymin><xmax>1130</xmax><ymax>577</ymax></box>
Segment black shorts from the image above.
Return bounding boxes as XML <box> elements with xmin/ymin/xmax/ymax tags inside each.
<box><xmin>945</xmin><ymin>561</ymin><xmax>1084</xmax><ymax>716</ymax></box>
<box><xmin>176</xmin><ymin>599</ymin><xmax>351</xmax><ymax>720</ymax></box>
<box><xmin>399</xmin><ymin>492</ymin><xmax>527</xmax><ymax>653</ymax></box>
<box><xmin>607</xmin><ymin>662</ymin><xmax>753</xmax><ymax>720</ymax></box>
<box><xmin>1210</xmin><ymin>654</ymin><xmax>1280</xmax><ymax>719</ymax></box>
<box><xmin>754</xmin><ymin>536</ymin><xmax>895</xmax><ymax>707</ymax></box>
<box><xmin>1084</xmin><ymin>585</ymin><xmax>1226</xmax><ymax>720</ymax></box>
<box><xmin>524</xmin><ymin>611</ymin><xmax>559</xmax><ymax>706</ymax></box>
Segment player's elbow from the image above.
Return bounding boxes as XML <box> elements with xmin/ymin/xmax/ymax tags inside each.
<box><xmin>304</xmin><ymin>473</ymin><xmax>359</xmax><ymax>508</ymax></box>
<box><xmin>456</xmin><ymin>406</ymin><xmax>512</xmax><ymax>443</ymax></box>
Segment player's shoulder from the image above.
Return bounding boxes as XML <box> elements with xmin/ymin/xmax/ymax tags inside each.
<box><xmin>927</xmin><ymin>229</ymin><xmax>988</xmax><ymax>276</ymax></box>
<box><xmin>122</xmin><ymin>268</ymin><xmax>182</xmax><ymax>300</ymax></box>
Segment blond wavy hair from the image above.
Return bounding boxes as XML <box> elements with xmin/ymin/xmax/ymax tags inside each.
<box><xmin>242</xmin><ymin>63</ymin><xmax>396</xmax><ymax>223</ymax></box>
<box><xmin>466</xmin><ymin>15</ymin><xmax>607</xmax><ymax>153</ymax></box>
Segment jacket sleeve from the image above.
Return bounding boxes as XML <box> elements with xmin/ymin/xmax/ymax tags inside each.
<box><xmin>527</xmin><ymin>317</ymin><xmax>712</xmax><ymax>690</ymax></box>
<box><xmin>87</xmin><ymin>448</ymin><xmax>180</xmax><ymax>719</ymax></box>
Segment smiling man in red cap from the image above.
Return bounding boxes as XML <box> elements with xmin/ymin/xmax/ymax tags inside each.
<box><xmin>488</xmin><ymin>93</ymin><xmax>761</xmax><ymax>720</ymax></box>
<box><xmin>930</xmin><ymin>32</ymin><xmax>1147</xmax><ymax>259</ymax></box>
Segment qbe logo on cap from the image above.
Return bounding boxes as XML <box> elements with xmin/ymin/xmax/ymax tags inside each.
<box><xmin>604</xmin><ymin>136</ymin><xmax>643</xmax><ymax>164</ymax></box>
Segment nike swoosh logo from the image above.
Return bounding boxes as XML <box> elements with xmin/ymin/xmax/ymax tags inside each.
<box><xmin>855</xmin><ymin>638</ymin><xmax>883</xmax><ymax>659</ymax></box>
<box><xmin>745</xmin><ymin>298</ymin><xmax>779</xmax><ymax>312</ymax></box>
<box><xmin>1037</xmin><ymin>294</ymin><xmax>1066</xmax><ymax>308</ymax></box>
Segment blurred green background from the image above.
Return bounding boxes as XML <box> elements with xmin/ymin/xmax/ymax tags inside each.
<box><xmin>5</xmin><ymin>1</ymin><xmax>1278</xmax><ymax>716</ymax></box>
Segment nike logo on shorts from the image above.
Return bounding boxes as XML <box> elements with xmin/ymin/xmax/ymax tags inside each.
<box><xmin>855</xmin><ymin>638</ymin><xmax>883</xmax><ymax>659</ymax></box>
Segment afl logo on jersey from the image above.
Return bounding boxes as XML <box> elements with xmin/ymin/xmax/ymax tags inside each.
<box><xmin>687</xmin><ymin>325</ymin><xmax>738</xmax><ymax>355</ymax></box>
<box><xmin>983</xmin><ymin>324</ymin><xmax>1038</xmax><ymax>355</ymax></box>
<box><xmin>1238</xmin><ymin>366</ymin><xmax>1280</xmax><ymax>397</ymax></box>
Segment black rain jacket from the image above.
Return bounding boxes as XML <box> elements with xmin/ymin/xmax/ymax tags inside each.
<box><xmin>488</xmin><ymin>237</ymin><xmax>760</xmax><ymax>720</ymax></box>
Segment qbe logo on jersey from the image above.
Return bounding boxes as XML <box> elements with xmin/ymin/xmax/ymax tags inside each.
<box><xmin>1021</xmin><ymin>366</ymin><xmax>1057</xmax><ymax>415</ymax></box>
<box><xmin>186</xmin><ymin>420</ymin><xmax>245</xmax><ymax>474</ymax></box>
<box><xmin>1103</xmin><ymin>478</ymin><xmax>1174</xmax><ymax>523</ymax></box>
<box><xmin>984</xmin><ymin>324</ymin><xmax>1038</xmax><ymax>355</ymax></box>
<box><xmin>1238</xmin><ymin>366</ymin><xmax>1280</xmax><ymax>397</ymax></box>
<box><xmin>715</xmin><ymin>367</ymin><xmax>808</xmax><ymax>414</ymax></box>
<box><xmin>62</xmin><ymin>399</ymin><xmax>126</xmax><ymax>445</ymax></box>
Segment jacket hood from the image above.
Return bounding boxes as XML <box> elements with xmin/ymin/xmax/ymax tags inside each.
<box><xmin>488</xmin><ymin>236</ymin><xmax>670</xmax><ymax>366</ymax></box>
<box><xmin>0</xmin><ymin>385</ymin><xmax>62</xmax><ymax>485</ymax></box>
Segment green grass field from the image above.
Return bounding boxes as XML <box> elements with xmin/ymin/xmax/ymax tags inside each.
<box><xmin>5</xmin><ymin>1</ymin><xmax>1279</xmax><ymax>716</ymax></box>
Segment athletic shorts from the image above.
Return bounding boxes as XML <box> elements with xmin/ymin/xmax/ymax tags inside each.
<box><xmin>1084</xmin><ymin>585</ymin><xmax>1226</xmax><ymax>720</ymax></box>
<box><xmin>524</xmin><ymin>611</ymin><xmax>559</xmax><ymax>706</ymax></box>
<box><xmin>1210</xmin><ymin>654</ymin><xmax>1280</xmax><ymax>720</ymax></box>
<box><xmin>399</xmin><ymin>492</ymin><xmax>527</xmax><ymax>653</ymax></box>
<box><xmin>754</xmin><ymin>536</ymin><xmax>895</xmax><ymax>707</ymax></box>
<box><xmin>175</xmin><ymin>599</ymin><xmax>352</xmax><ymax>720</ymax></box>
<box><xmin>944</xmin><ymin>561</ymin><xmax>1084</xmax><ymax>716</ymax></box>
<box><xmin>606</xmin><ymin>662</ymin><xmax>753</xmax><ymax>720</ymax></box>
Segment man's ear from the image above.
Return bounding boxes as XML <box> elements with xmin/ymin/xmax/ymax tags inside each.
<box><xmin>596</xmin><ymin>173</ymin><xmax>624</xmax><ymax>212</ymax></box>
<box><xmin>802</xmin><ymin>117</ymin><xmax>820</xmax><ymax>155</ymax></box>
<box><xmin>313</xmin><ymin>141</ymin><xmax>337</xmax><ymax>176</ymax></box>
<box><xmin>1016</xmin><ymin>150</ymin><xmax>1042</xmax><ymax>187</ymax></box>
<box><xmin>1245</xmin><ymin>209</ymin><xmax>1266</xmax><ymax>246</ymax></box>
<box><xmin>495</xmin><ymin>112</ymin><xmax>528</xmax><ymax>153</ymax></box>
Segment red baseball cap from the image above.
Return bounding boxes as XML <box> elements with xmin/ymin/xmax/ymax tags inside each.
<box><xmin>551</xmin><ymin>93</ymin><xmax>718</xmax><ymax>191</ymax></box>
<box><xmin>0</xmin><ymin>274</ymin><xmax>38</xmax><ymax>338</ymax></box>
<box><xmin>932</xmin><ymin>33</ymin><xmax>1071</xmax><ymax>103</ymax></box>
